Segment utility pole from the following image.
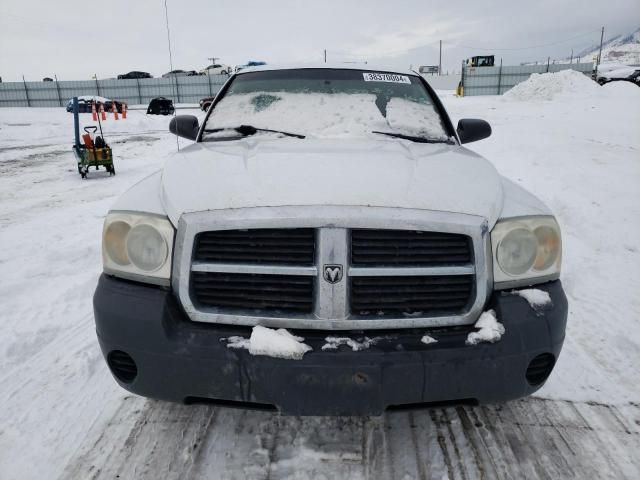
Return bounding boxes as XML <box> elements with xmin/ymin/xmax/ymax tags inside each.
<box><xmin>438</xmin><ymin>40</ymin><xmax>442</xmax><ymax>76</ymax></box>
<box><xmin>570</xmin><ymin>49</ymin><xmax>573</xmax><ymax>64</ymax></box>
<box><xmin>595</xmin><ymin>26</ymin><xmax>605</xmax><ymax>77</ymax></box>
<box><xmin>324</xmin><ymin>49</ymin><xmax>327</xmax><ymax>63</ymax></box>
<box><xmin>207</xmin><ymin>56</ymin><xmax>220</xmax><ymax>65</ymax></box>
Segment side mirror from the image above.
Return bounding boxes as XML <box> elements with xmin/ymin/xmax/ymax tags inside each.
<box><xmin>169</xmin><ymin>115</ymin><xmax>199</xmax><ymax>141</ymax></box>
<box><xmin>456</xmin><ymin>119</ymin><xmax>491</xmax><ymax>144</ymax></box>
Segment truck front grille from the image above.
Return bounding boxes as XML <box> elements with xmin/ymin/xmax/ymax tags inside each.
<box><xmin>350</xmin><ymin>275</ymin><xmax>474</xmax><ymax>316</ymax></box>
<box><xmin>176</xmin><ymin>209</ymin><xmax>487</xmax><ymax>330</ymax></box>
<box><xmin>192</xmin><ymin>272</ymin><xmax>314</xmax><ymax>313</ymax></box>
<box><xmin>194</xmin><ymin>228</ymin><xmax>315</xmax><ymax>265</ymax></box>
<box><xmin>351</xmin><ymin>229</ymin><xmax>472</xmax><ymax>266</ymax></box>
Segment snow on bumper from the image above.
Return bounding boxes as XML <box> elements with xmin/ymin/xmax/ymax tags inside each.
<box><xmin>93</xmin><ymin>275</ymin><xmax>568</xmax><ymax>416</ymax></box>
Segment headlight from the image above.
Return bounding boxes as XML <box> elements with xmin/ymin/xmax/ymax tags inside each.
<box><xmin>102</xmin><ymin>212</ymin><xmax>174</xmax><ymax>285</ymax></box>
<box><xmin>491</xmin><ymin>216</ymin><xmax>561</xmax><ymax>289</ymax></box>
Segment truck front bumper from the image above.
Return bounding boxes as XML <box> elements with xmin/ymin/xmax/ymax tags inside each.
<box><xmin>93</xmin><ymin>274</ymin><xmax>567</xmax><ymax>416</ymax></box>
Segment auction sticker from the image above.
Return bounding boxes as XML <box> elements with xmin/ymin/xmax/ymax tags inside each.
<box><xmin>363</xmin><ymin>72</ymin><xmax>411</xmax><ymax>83</ymax></box>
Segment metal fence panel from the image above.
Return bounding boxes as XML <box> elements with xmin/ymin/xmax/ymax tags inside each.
<box><xmin>0</xmin><ymin>75</ymin><xmax>230</xmax><ymax>108</ymax></box>
<box><xmin>462</xmin><ymin>63</ymin><xmax>593</xmax><ymax>96</ymax></box>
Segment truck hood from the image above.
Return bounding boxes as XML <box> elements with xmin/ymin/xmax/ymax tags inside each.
<box><xmin>160</xmin><ymin>138</ymin><xmax>503</xmax><ymax>226</ymax></box>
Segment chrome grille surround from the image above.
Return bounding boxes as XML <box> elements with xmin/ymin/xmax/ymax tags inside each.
<box><xmin>173</xmin><ymin>206</ymin><xmax>491</xmax><ymax>330</ymax></box>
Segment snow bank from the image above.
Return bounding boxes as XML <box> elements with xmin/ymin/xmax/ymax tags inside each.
<box><xmin>466</xmin><ymin>310</ymin><xmax>505</xmax><ymax>345</ymax></box>
<box><xmin>503</xmin><ymin>69</ymin><xmax>601</xmax><ymax>101</ymax></box>
<box><xmin>421</xmin><ymin>334</ymin><xmax>438</xmax><ymax>345</ymax></box>
<box><xmin>226</xmin><ymin>326</ymin><xmax>312</xmax><ymax>360</ymax></box>
<box><xmin>511</xmin><ymin>288</ymin><xmax>552</xmax><ymax>309</ymax></box>
<box><xmin>602</xmin><ymin>80</ymin><xmax>640</xmax><ymax>99</ymax></box>
<box><xmin>321</xmin><ymin>336</ymin><xmax>382</xmax><ymax>351</ymax></box>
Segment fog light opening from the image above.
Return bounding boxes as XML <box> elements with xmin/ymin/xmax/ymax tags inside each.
<box><xmin>526</xmin><ymin>353</ymin><xmax>555</xmax><ymax>386</ymax></box>
<box><xmin>107</xmin><ymin>350</ymin><xmax>138</xmax><ymax>384</ymax></box>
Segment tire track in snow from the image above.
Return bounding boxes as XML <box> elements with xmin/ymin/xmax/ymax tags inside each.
<box><xmin>58</xmin><ymin>397</ymin><xmax>640</xmax><ymax>479</ymax></box>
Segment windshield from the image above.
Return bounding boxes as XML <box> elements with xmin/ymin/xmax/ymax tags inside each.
<box><xmin>202</xmin><ymin>68</ymin><xmax>449</xmax><ymax>141</ymax></box>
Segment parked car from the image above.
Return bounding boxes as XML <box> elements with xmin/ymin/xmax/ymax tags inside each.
<box><xmin>65</xmin><ymin>96</ymin><xmax>126</xmax><ymax>113</ymax></box>
<box><xmin>118</xmin><ymin>71</ymin><xmax>152</xmax><ymax>80</ymax></box>
<box><xmin>198</xmin><ymin>96</ymin><xmax>215</xmax><ymax>111</ymax></box>
<box><xmin>162</xmin><ymin>70</ymin><xmax>197</xmax><ymax>78</ymax></box>
<box><xmin>147</xmin><ymin>97</ymin><xmax>175</xmax><ymax>115</ymax></box>
<box><xmin>43</xmin><ymin>77</ymin><xmax>54</xmax><ymax>82</ymax></box>
<box><xmin>199</xmin><ymin>64</ymin><xmax>231</xmax><ymax>75</ymax></box>
<box><xmin>598</xmin><ymin>68</ymin><xmax>640</xmax><ymax>86</ymax></box>
<box><xmin>234</xmin><ymin>60</ymin><xmax>267</xmax><ymax>72</ymax></box>
<box><xmin>94</xmin><ymin>64</ymin><xmax>567</xmax><ymax>416</ymax></box>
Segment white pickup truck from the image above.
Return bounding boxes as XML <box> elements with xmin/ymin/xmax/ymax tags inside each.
<box><xmin>93</xmin><ymin>64</ymin><xmax>567</xmax><ymax>415</ymax></box>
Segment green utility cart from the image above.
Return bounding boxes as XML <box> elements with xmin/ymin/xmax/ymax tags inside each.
<box><xmin>72</xmin><ymin>96</ymin><xmax>115</xmax><ymax>178</ymax></box>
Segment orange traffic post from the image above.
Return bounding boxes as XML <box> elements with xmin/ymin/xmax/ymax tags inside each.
<box><xmin>122</xmin><ymin>102</ymin><xmax>127</xmax><ymax>119</ymax></box>
<box><xmin>100</xmin><ymin>103</ymin><xmax>107</xmax><ymax>120</ymax></box>
<box><xmin>112</xmin><ymin>103</ymin><xmax>119</xmax><ymax>120</ymax></box>
<box><xmin>91</xmin><ymin>101</ymin><xmax>97</xmax><ymax>121</ymax></box>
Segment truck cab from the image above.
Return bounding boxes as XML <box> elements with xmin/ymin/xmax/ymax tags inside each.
<box><xmin>466</xmin><ymin>56</ymin><xmax>495</xmax><ymax>67</ymax></box>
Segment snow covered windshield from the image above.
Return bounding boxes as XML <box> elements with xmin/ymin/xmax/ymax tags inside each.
<box><xmin>202</xmin><ymin>69</ymin><xmax>449</xmax><ymax>141</ymax></box>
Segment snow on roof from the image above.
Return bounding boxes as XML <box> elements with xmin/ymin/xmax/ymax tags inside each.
<box><xmin>236</xmin><ymin>62</ymin><xmax>418</xmax><ymax>76</ymax></box>
<box><xmin>75</xmin><ymin>95</ymin><xmax>111</xmax><ymax>103</ymax></box>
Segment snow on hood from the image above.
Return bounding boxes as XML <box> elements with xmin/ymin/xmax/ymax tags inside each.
<box><xmin>160</xmin><ymin>137</ymin><xmax>503</xmax><ymax>225</ymax></box>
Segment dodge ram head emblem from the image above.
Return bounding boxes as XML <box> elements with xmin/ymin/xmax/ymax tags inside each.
<box><xmin>323</xmin><ymin>264</ymin><xmax>343</xmax><ymax>284</ymax></box>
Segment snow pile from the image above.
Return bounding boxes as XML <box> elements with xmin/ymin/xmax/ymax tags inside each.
<box><xmin>466</xmin><ymin>310</ymin><xmax>505</xmax><ymax>345</ymax></box>
<box><xmin>322</xmin><ymin>336</ymin><xmax>381</xmax><ymax>351</ymax></box>
<box><xmin>602</xmin><ymin>80</ymin><xmax>640</xmax><ymax>99</ymax></box>
<box><xmin>503</xmin><ymin>70</ymin><xmax>601</xmax><ymax>101</ymax></box>
<box><xmin>384</xmin><ymin>97</ymin><xmax>449</xmax><ymax>140</ymax></box>
<box><xmin>226</xmin><ymin>326</ymin><xmax>312</xmax><ymax>360</ymax></box>
<box><xmin>511</xmin><ymin>288</ymin><xmax>552</xmax><ymax>309</ymax></box>
<box><xmin>421</xmin><ymin>334</ymin><xmax>438</xmax><ymax>345</ymax></box>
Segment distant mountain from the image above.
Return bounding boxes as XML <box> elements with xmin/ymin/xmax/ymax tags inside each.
<box><xmin>576</xmin><ymin>27</ymin><xmax>640</xmax><ymax>65</ymax></box>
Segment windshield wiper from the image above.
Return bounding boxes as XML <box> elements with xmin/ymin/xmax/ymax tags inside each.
<box><xmin>371</xmin><ymin>131</ymin><xmax>454</xmax><ymax>144</ymax></box>
<box><xmin>204</xmin><ymin>124</ymin><xmax>305</xmax><ymax>139</ymax></box>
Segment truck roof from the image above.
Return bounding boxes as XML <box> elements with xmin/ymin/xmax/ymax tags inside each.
<box><xmin>235</xmin><ymin>63</ymin><xmax>419</xmax><ymax>76</ymax></box>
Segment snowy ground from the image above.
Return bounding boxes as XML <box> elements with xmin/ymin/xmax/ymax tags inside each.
<box><xmin>0</xmin><ymin>77</ymin><xmax>639</xmax><ymax>479</ymax></box>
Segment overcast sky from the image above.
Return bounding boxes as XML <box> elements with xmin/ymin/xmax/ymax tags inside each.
<box><xmin>1</xmin><ymin>0</ymin><xmax>638</xmax><ymax>81</ymax></box>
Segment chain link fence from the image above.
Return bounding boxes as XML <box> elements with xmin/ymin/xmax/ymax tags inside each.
<box><xmin>0</xmin><ymin>75</ymin><xmax>230</xmax><ymax>107</ymax></box>
<box><xmin>460</xmin><ymin>62</ymin><xmax>594</xmax><ymax>96</ymax></box>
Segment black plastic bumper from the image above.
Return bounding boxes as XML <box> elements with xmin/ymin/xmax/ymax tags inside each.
<box><xmin>93</xmin><ymin>274</ymin><xmax>567</xmax><ymax>416</ymax></box>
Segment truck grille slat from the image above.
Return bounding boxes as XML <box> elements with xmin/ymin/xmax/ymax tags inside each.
<box><xmin>350</xmin><ymin>275</ymin><xmax>474</xmax><ymax>316</ymax></box>
<box><xmin>191</xmin><ymin>272</ymin><xmax>314</xmax><ymax>313</ymax></box>
<box><xmin>194</xmin><ymin>228</ymin><xmax>315</xmax><ymax>265</ymax></box>
<box><xmin>351</xmin><ymin>229</ymin><xmax>472</xmax><ymax>267</ymax></box>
